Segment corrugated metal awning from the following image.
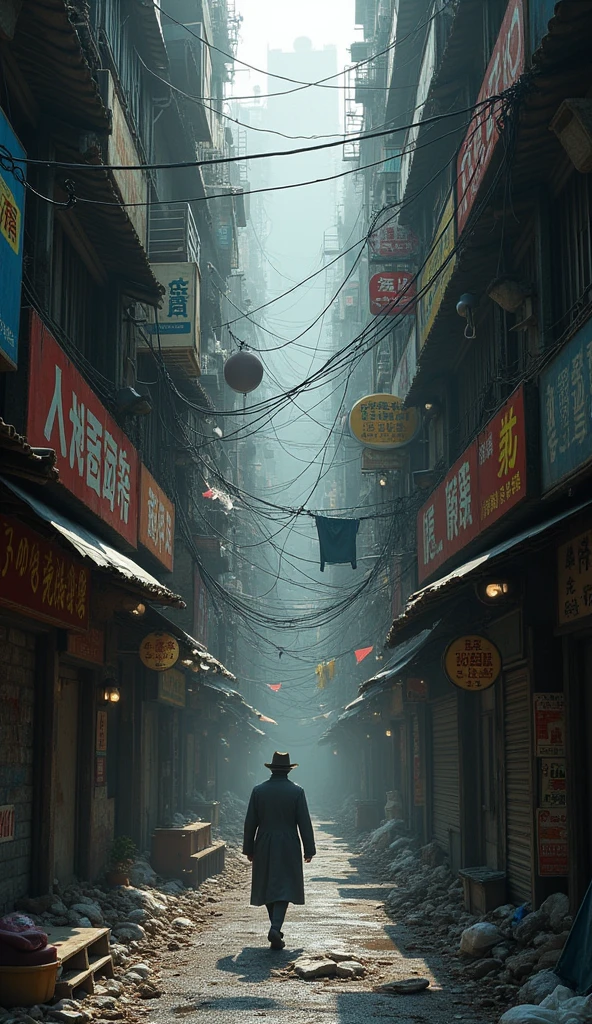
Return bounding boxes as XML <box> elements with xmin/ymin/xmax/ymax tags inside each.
<box><xmin>359</xmin><ymin>622</ymin><xmax>441</xmax><ymax>694</ymax></box>
<box><xmin>1</xmin><ymin>477</ymin><xmax>184</xmax><ymax>607</ymax></box>
<box><xmin>387</xmin><ymin>500</ymin><xmax>592</xmax><ymax>645</ymax></box>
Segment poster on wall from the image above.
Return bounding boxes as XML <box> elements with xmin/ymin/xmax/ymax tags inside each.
<box><xmin>533</xmin><ymin>694</ymin><xmax>565</xmax><ymax>757</ymax></box>
<box><xmin>537</xmin><ymin>807</ymin><xmax>568</xmax><ymax>876</ymax></box>
<box><xmin>540</xmin><ymin>759</ymin><xmax>566</xmax><ymax>808</ymax></box>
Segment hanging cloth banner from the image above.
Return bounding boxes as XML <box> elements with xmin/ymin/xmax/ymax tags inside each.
<box><xmin>355</xmin><ymin>646</ymin><xmax>374</xmax><ymax>664</ymax></box>
<box><xmin>315</xmin><ymin>515</ymin><xmax>360</xmax><ymax>572</ymax></box>
<box><xmin>327</xmin><ymin>659</ymin><xmax>336</xmax><ymax>680</ymax></box>
<box><xmin>267</xmin><ymin>683</ymin><xmax>282</xmax><ymax>692</ymax></box>
<box><xmin>315</xmin><ymin>664</ymin><xmax>327</xmax><ymax>690</ymax></box>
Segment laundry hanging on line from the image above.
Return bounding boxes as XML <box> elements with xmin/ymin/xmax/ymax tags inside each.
<box><xmin>314</xmin><ymin>515</ymin><xmax>360</xmax><ymax>572</ymax></box>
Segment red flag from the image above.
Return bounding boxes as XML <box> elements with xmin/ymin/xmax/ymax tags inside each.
<box><xmin>202</xmin><ymin>489</ymin><xmax>214</xmax><ymax>498</ymax></box>
<box><xmin>354</xmin><ymin>646</ymin><xmax>374</xmax><ymax>664</ymax></box>
<box><xmin>267</xmin><ymin>683</ymin><xmax>282</xmax><ymax>692</ymax></box>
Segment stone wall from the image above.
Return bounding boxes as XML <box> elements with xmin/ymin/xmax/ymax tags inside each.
<box><xmin>0</xmin><ymin>625</ymin><xmax>36</xmax><ymax>914</ymax></box>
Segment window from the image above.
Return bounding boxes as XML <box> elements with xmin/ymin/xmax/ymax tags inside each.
<box><xmin>554</xmin><ymin>172</ymin><xmax>592</xmax><ymax>336</ymax></box>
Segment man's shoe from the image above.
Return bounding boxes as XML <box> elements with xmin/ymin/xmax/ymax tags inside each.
<box><xmin>267</xmin><ymin>927</ymin><xmax>285</xmax><ymax>950</ymax></box>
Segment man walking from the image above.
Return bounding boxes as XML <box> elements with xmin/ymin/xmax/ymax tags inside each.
<box><xmin>243</xmin><ymin>751</ymin><xmax>316</xmax><ymax>949</ymax></box>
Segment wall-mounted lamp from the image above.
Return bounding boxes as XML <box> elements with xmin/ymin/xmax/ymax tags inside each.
<box><xmin>475</xmin><ymin>579</ymin><xmax>514</xmax><ymax>605</ymax></box>
<box><xmin>100</xmin><ymin>680</ymin><xmax>121</xmax><ymax>704</ymax></box>
<box><xmin>423</xmin><ymin>399</ymin><xmax>441</xmax><ymax>420</ymax></box>
<box><xmin>385</xmin><ymin>729</ymin><xmax>392</xmax><ymax>738</ymax></box>
<box><xmin>456</xmin><ymin>293</ymin><xmax>478</xmax><ymax>339</ymax></box>
<box><xmin>379</xmin><ymin>476</ymin><xmax>388</xmax><ymax>487</ymax></box>
<box><xmin>120</xmin><ymin>597</ymin><xmax>146</xmax><ymax>617</ymax></box>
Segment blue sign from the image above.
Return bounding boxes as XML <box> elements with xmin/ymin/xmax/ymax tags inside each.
<box><xmin>540</xmin><ymin>318</ymin><xmax>592</xmax><ymax>493</ymax></box>
<box><xmin>530</xmin><ymin>0</ymin><xmax>557</xmax><ymax>56</ymax></box>
<box><xmin>0</xmin><ymin>106</ymin><xmax>25</xmax><ymax>371</ymax></box>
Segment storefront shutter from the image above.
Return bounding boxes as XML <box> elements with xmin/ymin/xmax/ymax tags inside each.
<box><xmin>431</xmin><ymin>695</ymin><xmax>460</xmax><ymax>854</ymax></box>
<box><xmin>504</xmin><ymin>670</ymin><xmax>533</xmax><ymax>903</ymax></box>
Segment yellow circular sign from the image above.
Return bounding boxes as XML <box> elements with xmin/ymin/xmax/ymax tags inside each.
<box><xmin>349</xmin><ymin>394</ymin><xmax>419</xmax><ymax>449</ymax></box>
<box><xmin>139</xmin><ymin>631</ymin><xmax>180</xmax><ymax>672</ymax></box>
<box><xmin>443</xmin><ymin>635</ymin><xmax>502</xmax><ymax>692</ymax></box>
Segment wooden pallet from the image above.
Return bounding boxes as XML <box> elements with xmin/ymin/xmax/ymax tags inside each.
<box><xmin>187</xmin><ymin>840</ymin><xmax>226</xmax><ymax>886</ymax></box>
<box><xmin>44</xmin><ymin>926</ymin><xmax>114</xmax><ymax>998</ymax></box>
<box><xmin>151</xmin><ymin>822</ymin><xmax>212</xmax><ymax>877</ymax></box>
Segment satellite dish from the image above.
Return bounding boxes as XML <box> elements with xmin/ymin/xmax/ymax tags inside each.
<box><xmin>224</xmin><ymin>350</ymin><xmax>264</xmax><ymax>394</ymax></box>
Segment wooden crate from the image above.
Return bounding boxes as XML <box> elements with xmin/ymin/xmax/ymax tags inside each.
<box><xmin>44</xmin><ymin>927</ymin><xmax>114</xmax><ymax>998</ymax></box>
<box><xmin>188</xmin><ymin>840</ymin><xmax>226</xmax><ymax>887</ymax></box>
<box><xmin>151</xmin><ymin>822</ymin><xmax>212</xmax><ymax>878</ymax></box>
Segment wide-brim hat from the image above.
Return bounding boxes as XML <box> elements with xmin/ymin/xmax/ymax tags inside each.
<box><xmin>265</xmin><ymin>751</ymin><xmax>298</xmax><ymax>770</ymax></box>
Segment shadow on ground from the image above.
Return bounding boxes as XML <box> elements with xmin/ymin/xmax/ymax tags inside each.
<box><xmin>217</xmin><ymin>946</ymin><xmax>305</xmax><ymax>982</ymax></box>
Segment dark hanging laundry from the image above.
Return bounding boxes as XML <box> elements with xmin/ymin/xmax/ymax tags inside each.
<box><xmin>315</xmin><ymin>515</ymin><xmax>360</xmax><ymax>572</ymax></box>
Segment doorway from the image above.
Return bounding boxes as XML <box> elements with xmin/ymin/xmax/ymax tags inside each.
<box><xmin>480</xmin><ymin>687</ymin><xmax>499</xmax><ymax>868</ymax></box>
<box><xmin>54</xmin><ymin>674</ymin><xmax>79</xmax><ymax>884</ymax></box>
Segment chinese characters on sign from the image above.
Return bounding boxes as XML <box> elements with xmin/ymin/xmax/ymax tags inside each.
<box><xmin>139</xmin><ymin>465</ymin><xmax>175</xmax><ymax>572</ymax></box>
<box><xmin>96</xmin><ymin>710</ymin><xmax>108</xmax><ymax>754</ymax></box>
<box><xmin>540</xmin><ymin>759</ymin><xmax>566</xmax><ymax>808</ymax></box>
<box><xmin>145</xmin><ymin>263</ymin><xmax>200</xmax><ymax>338</ymax></box>
<box><xmin>369</xmin><ymin>271</ymin><xmax>416</xmax><ymax>316</ymax></box>
<box><xmin>478</xmin><ymin>387</ymin><xmax>527</xmax><ymax>527</ymax></box>
<box><xmin>457</xmin><ymin>0</ymin><xmax>524</xmax><ymax>235</ymax></box>
<box><xmin>418</xmin><ymin>386</ymin><xmax>528</xmax><ymax>584</ymax></box>
<box><xmin>537</xmin><ymin>808</ymin><xmax>568</xmax><ymax>876</ymax></box>
<box><xmin>557</xmin><ymin>530</ymin><xmax>592</xmax><ymax>625</ymax></box>
<box><xmin>99</xmin><ymin>71</ymin><xmax>148</xmax><ymax>245</ymax></box>
<box><xmin>67</xmin><ymin>628</ymin><xmax>105</xmax><ymax>665</ymax></box>
<box><xmin>534</xmin><ymin>694</ymin><xmax>565</xmax><ymax>757</ymax></box>
<box><xmin>0</xmin><ymin>108</ymin><xmax>26</xmax><ymax>371</ymax></box>
<box><xmin>349</xmin><ymin>394</ymin><xmax>419</xmax><ymax>449</ymax></box>
<box><xmin>368</xmin><ymin>220</ymin><xmax>419</xmax><ymax>260</ymax></box>
<box><xmin>419</xmin><ymin>443</ymin><xmax>479</xmax><ymax>581</ymax></box>
<box><xmin>27</xmin><ymin>313</ymin><xmax>139</xmax><ymax>546</ymax></box>
<box><xmin>541</xmin><ymin>318</ymin><xmax>592</xmax><ymax>493</ymax></box>
<box><xmin>0</xmin><ymin>805</ymin><xmax>15</xmax><ymax>844</ymax></box>
<box><xmin>139</xmin><ymin>631</ymin><xmax>180</xmax><ymax>671</ymax></box>
<box><xmin>443</xmin><ymin>635</ymin><xmax>502</xmax><ymax>691</ymax></box>
<box><xmin>158</xmin><ymin>668</ymin><xmax>186</xmax><ymax>708</ymax></box>
<box><xmin>418</xmin><ymin>192</ymin><xmax>456</xmax><ymax>349</ymax></box>
<box><xmin>0</xmin><ymin>515</ymin><xmax>90</xmax><ymax>631</ymax></box>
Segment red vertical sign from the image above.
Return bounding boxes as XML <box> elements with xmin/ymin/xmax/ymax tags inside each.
<box><xmin>478</xmin><ymin>386</ymin><xmax>527</xmax><ymax>528</ymax></box>
<box><xmin>27</xmin><ymin>312</ymin><xmax>139</xmax><ymax>546</ymax></box>
<box><xmin>418</xmin><ymin>443</ymin><xmax>480</xmax><ymax>582</ymax></box>
<box><xmin>457</xmin><ymin>0</ymin><xmax>525</xmax><ymax>235</ymax></box>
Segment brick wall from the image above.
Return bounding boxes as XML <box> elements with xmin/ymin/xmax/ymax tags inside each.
<box><xmin>0</xmin><ymin>626</ymin><xmax>36</xmax><ymax>914</ymax></box>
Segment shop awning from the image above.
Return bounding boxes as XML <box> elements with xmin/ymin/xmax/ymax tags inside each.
<box><xmin>387</xmin><ymin>500</ymin><xmax>592</xmax><ymax>645</ymax></box>
<box><xmin>359</xmin><ymin>622</ymin><xmax>441</xmax><ymax>694</ymax></box>
<box><xmin>1</xmin><ymin>478</ymin><xmax>184</xmax><ymax>608</ymax></box>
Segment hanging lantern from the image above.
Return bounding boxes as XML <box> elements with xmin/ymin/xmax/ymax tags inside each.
<box><xmin>224</xmin><ymin>351</ymin><xmax>264</xmax><ymax>394</ymax></box>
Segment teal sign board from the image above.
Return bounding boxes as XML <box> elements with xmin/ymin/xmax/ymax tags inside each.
<box><xmin>0</xmin><ymin>106</ymin><xmax>26</xmax><ymax>370</ymax></box>
<box><xmin>530</xmin><ymin>0</ymin><xmax>557</xmax><ymax>55</ymax></box>
<box><xmin>540</xmin><ymin>319</ymin><xmax>592</xmax><ymax>493</ymax></box>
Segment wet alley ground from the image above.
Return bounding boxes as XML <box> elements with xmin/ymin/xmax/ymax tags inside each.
<box><xmin>146</xmin><ymin>821</ymin><xmax>494</xmax><ymax>1024</ymax></box>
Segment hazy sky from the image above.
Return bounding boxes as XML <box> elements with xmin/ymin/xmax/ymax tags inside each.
<box><xmin>231</xmin><ymin>0</ymin><xmax>358</xmax><ymax>103</ymax></box>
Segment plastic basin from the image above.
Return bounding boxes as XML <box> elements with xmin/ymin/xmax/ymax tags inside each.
<box><xmin>0</xmin><ymin>961</ymin><xmax>60</xmax><ymax>1007</ymax></box>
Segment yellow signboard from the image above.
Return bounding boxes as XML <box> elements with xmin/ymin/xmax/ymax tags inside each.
<box><xmin>557</xmin><ymin>529</ymin><xmax>592</xmax><ymax>625</ymax></box>
<box><xmin>349</xmin><ymin>394</ymin><xmax>419</xmax><ymax>449</ymax></box>
<box><xmin>139</xmin><ymin>631</ymin><xmax>180</xmax><ymax>671</ymax></box>
<box><xmin>418</xmin><ymin>192</ymin><xmax>456</xmax><ymax>349</ymax></box>
<box><xmin>443</xmin><ymin>635</ymin><xmax>501</xmax><ymax>691</ymax></box>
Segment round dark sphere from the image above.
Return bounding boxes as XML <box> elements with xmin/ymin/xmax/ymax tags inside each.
<box><xmin>224</xmin><ymin>351</ymin><xmax>264</xmax><ymax>394</ymax></box>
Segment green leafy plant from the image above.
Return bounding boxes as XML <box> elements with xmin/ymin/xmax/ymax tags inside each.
<box><xmin>108</xmin><ymin>835</ymin><xmax>137</xmax><ymax>871</ymax></box>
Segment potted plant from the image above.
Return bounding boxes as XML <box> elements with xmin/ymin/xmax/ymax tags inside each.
<box><xmin>106</xmin><ymin>835</ymin><xmax>137</xmax><ymax>887</ymax></box>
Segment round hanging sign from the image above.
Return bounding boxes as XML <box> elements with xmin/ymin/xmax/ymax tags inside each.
<box><xmin>349</xmin><ymin>393</ymin><xmax>419</xmax><ymax>450</ymax></box>
<box><xmin>139</xmin><ymin>631</ymin><xmax>180</xmax><ymax>671</ymax></box>
<box><xmin>443</xmin><ymin>635</ymin><xmax>502</xmax><ymax>692</ymax></box>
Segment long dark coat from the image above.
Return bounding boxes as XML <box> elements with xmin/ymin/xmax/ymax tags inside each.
<box><xmin>242</xmin><ymin>774</ymin><xmax>316</xmax><ymax>906</ymax></box>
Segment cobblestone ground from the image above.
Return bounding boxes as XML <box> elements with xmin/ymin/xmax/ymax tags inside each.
<box><xmin>145</xmin><ymin>821</ymin><xmax>493</xmax><ymax>1024</ymax></box>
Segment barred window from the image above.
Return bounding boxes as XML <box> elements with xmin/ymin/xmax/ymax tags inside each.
<box><xmin>554</xmin><ymin>171</ymin><xmax>592</xmax><ymax>337</ymax></box>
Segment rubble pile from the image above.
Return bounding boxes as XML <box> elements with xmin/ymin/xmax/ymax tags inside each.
<box><xmin>358</xmin><ymin>819</ymin><xmax>579</xmax><ymax>1023</ymax></box>
<box><xmin>0</xmin><ymin>852</ymin><xmax>247</xmax><ymax>1023</ymax></box>
<box><xmin>217</xmin><ymin>791</ymin><xmax>248</xmax><ymax>846</ymax></box>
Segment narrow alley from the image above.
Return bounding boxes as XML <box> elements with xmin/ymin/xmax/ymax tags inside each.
<box><xmin>146</xmin><ymin>822</ymin><xmax>487</xmax><ymax>1024</ymax></box>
